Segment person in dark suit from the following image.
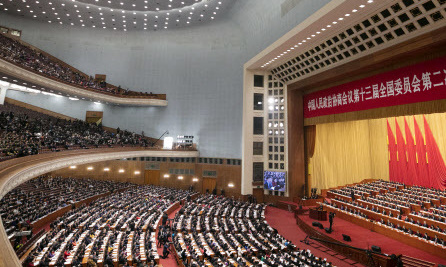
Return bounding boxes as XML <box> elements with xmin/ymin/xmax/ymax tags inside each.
<box><xmin>162</xmin><ymin>212</ymin><xmax>168</xmax><ymax>226</ymax></box>
<box><xmin>328</xmin><ymin>212</ymin><xmax>335</xmax><ymax>232</ymax></box>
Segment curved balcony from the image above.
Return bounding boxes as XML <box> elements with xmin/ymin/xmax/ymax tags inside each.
<box><xmin>0</xmin><ymin>147</ymin><xmax>198</xmax><ymax>266</ymax></box>
<box><xmin>0</xmin><ymin>58</ymin><xmax>167</xmax><ymax>106</ymax></box>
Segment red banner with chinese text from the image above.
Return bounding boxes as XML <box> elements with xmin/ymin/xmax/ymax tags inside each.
<box><xmin>304</xmin><ymin>56</ymin><xmax>446</xmax><ymax>118</ymax></box>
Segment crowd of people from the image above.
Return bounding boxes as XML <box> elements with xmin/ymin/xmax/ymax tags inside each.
<box><xmin>0</xmin><ymin>176</ymin><xmax>132</xmax><ymax>251</ymax></box>
<box><xmin>15</xmin><ymin>183</ymin><xmax>194</xmax><ymax>267</ymax></box>
<box><xmin>172</xmin><ymin>195</ymin><xmax>334</xmax><ymax>267</ymax></box>
<box><xmin>326</xmin><ymin>180</ymin><xmax>446</xmax><ymax>249</ymax></box>
<box><xmin>0</xmin><ymin>174</ymin><xmax>337</xmax><ymax>267</ymax></box>
<box><xmin>0</xmin><ymin>103</ymin><xmax>152</xmax><ymax>160</ymax></box>
<box><xmin>0</xmin><ymin>33</ymin><xmax>158</xmax><ymax>97</ymax></box>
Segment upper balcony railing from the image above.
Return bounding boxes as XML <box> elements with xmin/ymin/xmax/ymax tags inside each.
<box><xmin>0</xmin><ymin>33</ymin><xmax>167</xmax><ymax>106</ymax></box>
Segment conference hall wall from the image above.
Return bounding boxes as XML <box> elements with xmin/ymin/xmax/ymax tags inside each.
<box><xmin>310</xmin><ymin>112</ymin><xmax>446</xmax><ymax>191</ymax></box>
<box><xmin>49</xmin><ymin>160</ymin><xmax>242</xmax><ymax>197</ymax></box>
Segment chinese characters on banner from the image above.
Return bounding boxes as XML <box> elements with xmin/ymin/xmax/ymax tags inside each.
<box><xmin>303</xmin><ymin>56</ymin><xmax>446</xmax><ymax>118</ymax></box>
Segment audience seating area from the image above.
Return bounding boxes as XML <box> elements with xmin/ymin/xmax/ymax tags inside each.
<box><xmin>0</xmin><ymin>175</ymin><xmax>337</xmax><ymax>267</ymax></box>
<box><xmin>0</xmin><ymin>33</ymin><xmax>165</xmax><ymax>99</ymax></box>
<box><xmin>324</xmin><ymin>180</ymin><xmax>446</xmax><ymax>258</ymax></box>
<box><xmin>0</xmin><ymin>102</ymin><xmax>153</xmax><ymax>160</ymax></box>
<box><xmin>9</xmin><ymin>179</ymin><xmax>194</xmax><ymax>267</ymax></box>
<box><xmin>1</xmin><ymin>176</ymin><xmax>131</xmax><ymax>244</ymax></box>
<box><xmin>172</xmin><ymin>195</ymin><xmax>334</xmax><ymax>267</ymax></box>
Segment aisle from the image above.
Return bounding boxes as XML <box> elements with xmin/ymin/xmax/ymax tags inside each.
<box><xmin>156</xmin><ymin>205</ymin><xmax>181</xmax><ymax>267</ymax></box>
<box><xmin>265</xmin><ymin>206</ymin><xmax>364</xmax><ymax>267</ymax></box>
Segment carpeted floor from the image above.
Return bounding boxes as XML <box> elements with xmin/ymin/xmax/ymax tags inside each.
<box><xmin>157</xmin><ymin>205</ymin><xmax>182</xmax><ymax>267</ymax></box>
<box><xmin>265</xmin><ymin>206</ymin><xmax>365</xmax><ymax>267</ymax></box>
<box><xmin>292</xmin><ymin>207</ymin><xmax>446</xmax><ymax>265</ymax></box>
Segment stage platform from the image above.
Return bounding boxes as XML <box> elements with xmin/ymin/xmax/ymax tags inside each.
<box><xmin>298</xmin><ymin>212</ymin><xmax>446</xmax><ymax>265</ymax></box>
<box><xmin>276</xmin><ymin>197</ymin><xmax>325</xmax><ymax>211</ymax></box>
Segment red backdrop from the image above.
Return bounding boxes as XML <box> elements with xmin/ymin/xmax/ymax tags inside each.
<box><xmin>304</xmin><ymin>56</ymin><xmax>446</xmax><ymax>118</ymax></box>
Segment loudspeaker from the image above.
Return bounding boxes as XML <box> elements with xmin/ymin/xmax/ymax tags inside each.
<box><xmin>371</xmin><ymin>245</ymin><xmax>381</xmax><ymax>253</ymax></box>
<box><xmin>342</xmin><ymin>234</ymin><xmax>351</xmax><ymax>242</ymax></box>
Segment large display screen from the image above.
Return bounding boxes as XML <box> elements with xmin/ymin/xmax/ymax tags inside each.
<box><xmin>263</xmin><ymin>171</ymin><xmax>286</xmax><ymax>191</ymax></box>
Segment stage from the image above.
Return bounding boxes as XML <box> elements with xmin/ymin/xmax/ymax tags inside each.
<box><xmin>298</xmin><ymin>211</ymin><xmax>446</xmax><ymax>265</ymax></box>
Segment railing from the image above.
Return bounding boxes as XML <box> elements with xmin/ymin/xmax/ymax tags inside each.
<box><xmin>296</xmin><ymin>215</ymin><xmax>396</xmax><ymax>267</ymax></box>
<box><xmin>0</xmin><ymin>33</ymin><xmax>166</xmax><ymax>101</ymax></box>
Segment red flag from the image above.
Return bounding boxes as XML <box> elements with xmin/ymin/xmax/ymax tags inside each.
<box><xmin>404</xmin><ymin>118</ymin><xmax>418</xmax><ymax>186</ymax></box>
<box><xmin>424</xmin><ymin>116</ymin><xmax>446</xmax><ymax>189</ymax></box>
<box><xmin>414</xmin><ymin>117</ymin><xmax>429</xmax><ymax>187</ymax></box>
<box><xmin>395</xmin><ymin>119</ymin><xmax>407</xmax><ymax>183</ymax></box>
<box><xmin>387</xmin><ymin>119</ymin><xmax>398</xmax><ymax>182</ymax></box>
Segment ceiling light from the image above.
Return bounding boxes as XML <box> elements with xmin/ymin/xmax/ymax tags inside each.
<box><xmin>118</xmin><ymin>169</ymin><xmax>125</xmax><ymax>173</ymax></box>
<box><xmin>134</xmin><ymin>171</ymin><xmax>141</xmax><ymax>175</ymax></box>
<box><xmin>104</xmin><ymin>167</ymin><xmax>110</xmax><ymax>171</ymax></box>
<box><xmin>87</xmin><ymin>166</ymin><xmax>93</xmax><ymax>170</ymax></box>
<box><xmin>69</xmin><ymin>166</ymin><xmax>77</xmax><ymax>169</ymax></box>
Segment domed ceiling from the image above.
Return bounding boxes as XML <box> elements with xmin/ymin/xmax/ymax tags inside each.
<box><xmin>0</xmin><ymin>0</ymin><xmax>236</xmax><ymax>31</ymax></box>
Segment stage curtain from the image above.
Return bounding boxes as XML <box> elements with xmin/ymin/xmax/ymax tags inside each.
<box><xmin>311</xmin><ymin>112</ymin><xmax>446</xmax><ymax>190</ymax></box>
<box><xmin>311</xmin><ymin>120</ymin><xmax>373</xmax><ymax>190</ymax></box>
<box><xmin>305</xmin><ymin>125</ymin><xmax>316</xmax><ymax>157</ymax></box>
<box><xmin>304</xmin><ymin>125</ymin><xmax>316</xmax><ymax>195</ymax></box>
<box><xmin>404</xmin><ymin>118</ymin><xmax>418</xmax><ymax>186</ymax></box>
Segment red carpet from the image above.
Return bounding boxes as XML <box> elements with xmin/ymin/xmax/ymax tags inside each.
<box><xmin>157</xmin><ymin>205</ymin><xmax>182</xmax><ymax>267</ymax></box>
<box><xmin>265</xmin><ymin>206</ymin><xmax>364</xmax><ymax>267</ymax></box>
<box><xmin>299</xmin><ymin>211</ymin><xmax>446</xmax><ymax>265</ymax></box>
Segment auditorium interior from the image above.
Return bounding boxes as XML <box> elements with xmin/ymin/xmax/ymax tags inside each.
<box><xmin>1</xmin><ymin>0</ymin><xmax>446</xmax><ymax>266</ymax></box>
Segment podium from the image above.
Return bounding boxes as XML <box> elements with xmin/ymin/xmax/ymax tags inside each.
<box><xmin>309</xmin><ymin>208</ymin><xmax>327</xmax><ymax>221</ymax></box>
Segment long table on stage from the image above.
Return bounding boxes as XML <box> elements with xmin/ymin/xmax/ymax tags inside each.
<box><xmin>309</xmin><ymin>208</ymin><xmax>327</xmax><ymax>221</ymax></box>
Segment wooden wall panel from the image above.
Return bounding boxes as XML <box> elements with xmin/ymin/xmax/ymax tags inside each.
<box><xmin>49</xmin><ymin>160</ymin><xmax>145</xmax><ymax>184</ymax></box>
<box><xmin>50</xmin><ymin>160</ymin><xmax>242</xmax><ymax>197</ymax></box>
<box><xmin>287</xmin><ymin>89</ymin><xmax>305</xmax><ymax>199</ymax></box>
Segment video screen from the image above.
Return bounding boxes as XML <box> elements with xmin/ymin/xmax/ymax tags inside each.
<box><xmin>263</xmin><ymin>171</ymin><xmax>286</xmax><ymax>191</ymax></box>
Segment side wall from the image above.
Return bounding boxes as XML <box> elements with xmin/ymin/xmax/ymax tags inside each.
<box><xmin>49</xmin><ymin>160</ymin><xmax>242</xmax><ymax>197</ymax></box>
<box><xmin>0</xmin><ymin>0</ymin><xmax>330</xmax><ymax>159</ymax></box>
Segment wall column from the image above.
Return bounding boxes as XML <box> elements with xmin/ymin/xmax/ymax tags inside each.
<box><xmin>287</xmin><ymin>89</ymin><xmax>305</xmax><ymax>198</ymax></box>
